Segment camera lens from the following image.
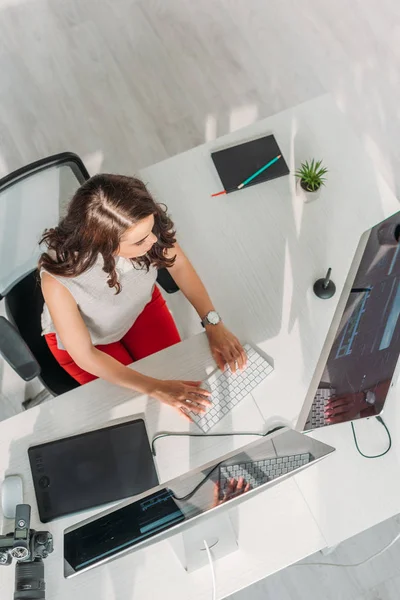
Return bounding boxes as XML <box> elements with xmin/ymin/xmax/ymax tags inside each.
<box><xmin>14</xmin><ymin>559</ymin><xmax>45</xmax><ymax>600</ymax></box>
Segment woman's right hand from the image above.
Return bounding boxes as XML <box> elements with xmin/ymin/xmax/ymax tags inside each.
<box><xmin>151</xmin><ymin>379</ymin><xmax>212</xmax><ymax>421</ymax></box>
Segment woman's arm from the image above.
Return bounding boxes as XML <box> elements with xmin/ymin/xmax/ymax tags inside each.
<box><xmin>166</xmin><ymin>244</ymin><xmax>247</xmax><ymax>371</ymax></box>
<box><xmin>41</xmin><ymin>273</ymin><xmax>210</xmax><ymax>420</ymax></box>
<box><xmin>166</xmin><ymin>243</ymin><xmax>216</xmax><ymax>319</ymax></box>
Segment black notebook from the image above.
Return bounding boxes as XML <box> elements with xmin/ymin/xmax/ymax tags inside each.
<box><xmin>29</xmin><ymin>419</ymin><xmax>158</xmax><ymax>522</ymax></box>
<box><xmin>211</xmin><ymin>134</ymin><xmax>289</xmax><ymax>194</ymax></box>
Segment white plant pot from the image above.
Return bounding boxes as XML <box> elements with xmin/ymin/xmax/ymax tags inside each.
<box><xmin>296</xmin><ymin>178</ymin><xmax>321</xmax><ymax>203</ymax></box>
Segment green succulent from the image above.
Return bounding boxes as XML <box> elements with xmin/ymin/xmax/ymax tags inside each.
<box><xmin>295</xmin><ymin>159</ymin><xmax>328</xmax><ymax>192</ymax></box>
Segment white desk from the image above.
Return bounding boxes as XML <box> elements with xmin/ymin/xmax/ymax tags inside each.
<box><xmin>140</xmin><ymin>94</ymin><xmax>399</xmax><ymax>433</ymax></box>
<box><xmin>0</xmin><ymin>339</ymin><xmax>327</xmax><ymax>600</ymax></box>
<box><xmin>139</xmin><ymin>93</ymin><xmax>400</xmax><ymax>550</ymax></box>
<box><xmin>1</xmin><ymin>95</ymin><xmax>400</xmax><ymax>599</ymax></box>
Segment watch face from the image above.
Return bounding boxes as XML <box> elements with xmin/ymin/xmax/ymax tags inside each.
<box><xmin>207</xmin><ymin>311</ymin><xmax>220</xmax><ymax>325</ymax></box>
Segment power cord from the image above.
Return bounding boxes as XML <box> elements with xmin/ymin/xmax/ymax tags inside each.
<box><xmin>351</xmin><ymin>416</ymin><xmax>391</xmax><ymax>459</ymax></box>
<box><xmin>293</xmin><ymin>529</ymin><xmax>400</xmax><ymax>569</ymax></box>
<box><xmin>203</xmin><ymin>540</ymin><xmax>217</xmax><ymax>600</ymax></box>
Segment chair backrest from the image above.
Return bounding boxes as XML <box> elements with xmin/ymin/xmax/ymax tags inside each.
<box><xmin>0</xmin><ymin>152</ymin><xmax>90</xmax><ymax>298</ymax></box>
<box><xmin>0</xmin><ymin>153</ymin><xmax>89</xmax><ymax>395</ymax></box>
<box><xmin>5</xmin><ymin>270</ymin><xmax>79</xmax><ymax>395</ymax></box>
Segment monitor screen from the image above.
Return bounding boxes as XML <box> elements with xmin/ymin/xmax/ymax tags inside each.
<box><xmin>64</xmin><ymin>429</ymin><xmax>334</xmax><ymax>577</ymax></box>
<box><xmin>306</xmin><ymin>212</ymin><xmax>400</xmax><ymax>428</ymax></box>
<box><xmin>64</xmin><ymin>489</ymin><xmax>185</xmax><ymax>572</ymax></box>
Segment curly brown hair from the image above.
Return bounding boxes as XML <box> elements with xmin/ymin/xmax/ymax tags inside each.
<box><xmin>38</xmin><ymin>174</ymin><xmax>176</xmax><ymax>293</ymax></box>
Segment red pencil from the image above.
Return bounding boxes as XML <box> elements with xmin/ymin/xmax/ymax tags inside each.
<box><xmin>211</xmin><ymin>190</ymin><xmax>227</xmax><ymax>197</ymax></box>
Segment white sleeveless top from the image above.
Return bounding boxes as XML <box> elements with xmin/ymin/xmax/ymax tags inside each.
<box><xmin>41</xmin><ymin>255</ymin><xmax>158</xmax><ymax>348</ymax></box>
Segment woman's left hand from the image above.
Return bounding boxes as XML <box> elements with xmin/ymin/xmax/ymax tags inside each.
<box><xmin>206</xmin><ymin>323</ymin><xmax>247</xmax><ymax>372</ymax></box>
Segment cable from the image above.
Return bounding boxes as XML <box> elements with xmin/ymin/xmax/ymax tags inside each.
<box><xmin>151</xmin><ymin>426</ymin><xmax>284</xmax><ymax>456</ymax></box>
<box><xmin>153</xmin><ymin>418</ymin><xmax>391</xmax><ymax>460</ymax></box>
<box><xmin>291</xmin><ymin>416</ymin><xmax>393</xmax><ymax>571</ymax></box>
<box><xmin>292</xmin><ymin>530</ymin><xmax>400</xmax><ymax>569</ymax></box>
<box><xmin>163</xmin><ymin>427</ymin><xmax>284</xmax><ymax>502</ymax></box>
<box><xmin>169</xmin><ymin>462</ymin><xmax>223</xmax><ymax>502</ymax></box>
<box><xmin>203</xmin><ymin>540</ymin><xmax>217</xmax><ymax>600</ymax></box>
<box><xmin>351</xmin><ymin>416</ymin><xmax>391</xmax><ymax>459</ymax></box>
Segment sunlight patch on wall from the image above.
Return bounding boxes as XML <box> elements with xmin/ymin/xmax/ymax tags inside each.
<box><xmin>363</xmin><ymin>132</ymin><xmax>396</xmax><ymax>197</ymax></box>
<box><xmin>204</xmin><ymin>114</ymin><xmax>217</xmax><ymax>142</ymax></box>
<box><xmin>229</xmin><ymin>104</ymin><xmax>258</xmax><ymax>132</ymax></box>
<box><xmin>82</xmin><ymin>150</ymin><xmax>104</xmax><ymax>175</ymax></box>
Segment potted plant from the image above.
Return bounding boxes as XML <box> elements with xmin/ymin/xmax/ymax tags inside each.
<box><xmin>295</xmin><ymin>159</ymin><xmax>328</xmax><ymax>201</ymax></box>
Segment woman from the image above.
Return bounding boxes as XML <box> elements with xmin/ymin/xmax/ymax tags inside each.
<box><xmin>40</xmin><ymin>174</ymin><xmax>246</xmax><ymax>421</ymax></box>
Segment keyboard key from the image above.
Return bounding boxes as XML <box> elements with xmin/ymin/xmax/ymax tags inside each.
<box><xmin>189</xmin><ymin>343</ymin><xmax>273</xmax><ymax>433</ymax></box>
<box><xmin>305</xmin><ymin>388</ymin><xmax>336</xmax><ymax>430</ymax></box>
<box><xmin>219</xmin><ymin>453</ymin><xmax>313</xmax><ymax>492</ymax></box>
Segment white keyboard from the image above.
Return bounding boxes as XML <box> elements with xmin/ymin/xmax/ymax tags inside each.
<box><xmin>189</xmin><ymin>343</ymin><xmax>273</xmax><ymax>433</ymax></box>
<box><xmin>219</xmin><ymin>453</ymin><xmax>313</xmax><ymax>491</ymax></box>
<box><xmin>305</xmin><ymin>388</ymin><xmax>335</xmax><ymax>430</ymax></box>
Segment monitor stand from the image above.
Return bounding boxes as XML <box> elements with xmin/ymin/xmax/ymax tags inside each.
<box><xmin>169</xmin><ymin>513</ymin><xmax>238</xmax><ymax>572</ymax></box>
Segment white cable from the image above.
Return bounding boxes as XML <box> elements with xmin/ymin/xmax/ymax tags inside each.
<box><xmin>203</xmin><ymin>539</ymin><xmax>217</xmax><ymax>600</ymax></box>
<box><xmin>292</xmin><ymin>530</ymin><xmax>400</xmax><ymax>569</ymax></box>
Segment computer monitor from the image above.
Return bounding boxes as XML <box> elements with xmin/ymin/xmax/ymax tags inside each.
<box><xmin>300</xmin><ymin>211</ymin><xmax>400</xmax><ymax>431</ymax></box>
<box><xmin>63</xmin><ymin>427</ymin><xmax>334</xmax><ymax>577</ymax></box>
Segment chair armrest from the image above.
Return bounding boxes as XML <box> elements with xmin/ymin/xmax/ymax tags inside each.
<box><xmin>0</xmin><ymin>317</ymin><xmax>41</xmax><ymax>381</ymax></box>
<box><xmin>156</xmin><ymin>268</ymin><xmax>179</xmax><ymax>294</ymax></box>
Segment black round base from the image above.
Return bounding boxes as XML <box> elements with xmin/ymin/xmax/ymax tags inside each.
<box><xmin>313</xmin><ymin>278</ymin><xmax>336</xmax><ymax>299</ymax></box>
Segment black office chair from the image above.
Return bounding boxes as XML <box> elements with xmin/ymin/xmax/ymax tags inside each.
<box><xmin>0</xmin><ymin>152</ymin><xmax>178</xmax><ymax>406</ymax></box>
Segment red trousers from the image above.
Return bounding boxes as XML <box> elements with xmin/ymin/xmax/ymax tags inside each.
<box><xmin>45</xmin><ymin>286</ymin><xmax>181</xmax><ymax>385</ymax></box>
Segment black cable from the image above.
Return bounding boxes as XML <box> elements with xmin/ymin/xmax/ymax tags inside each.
<box><xmin>351</xmin><ymin>416</ymin><xmax>391</xmax><ymax>459</ymax></box>
<box><xmin>156</xmin><ymin>426</ymin><xmax>285</xmax><ymax>502</ymax></box>
<box><xmin>169</xmin><ymin>462</ymin><xmax>223</xmax><ymax>502</ymax></box>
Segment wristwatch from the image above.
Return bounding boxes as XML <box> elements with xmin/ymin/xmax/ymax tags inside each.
<box><xmin>201</xmin><ymin>310</ymin><xmax>221</xmax><ymax>327</ymax></box>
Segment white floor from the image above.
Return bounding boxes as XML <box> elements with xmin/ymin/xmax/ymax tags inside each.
<box><xmin>1</xmin><ymin>0</ymin><xmax>400</xmax><ymax>597</ymax></box>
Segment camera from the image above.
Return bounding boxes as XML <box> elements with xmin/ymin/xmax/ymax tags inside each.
<box><xmin>0</xmin><ymin>504</ymin><xmax>53</xmax><ymax>600</ymax></box>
